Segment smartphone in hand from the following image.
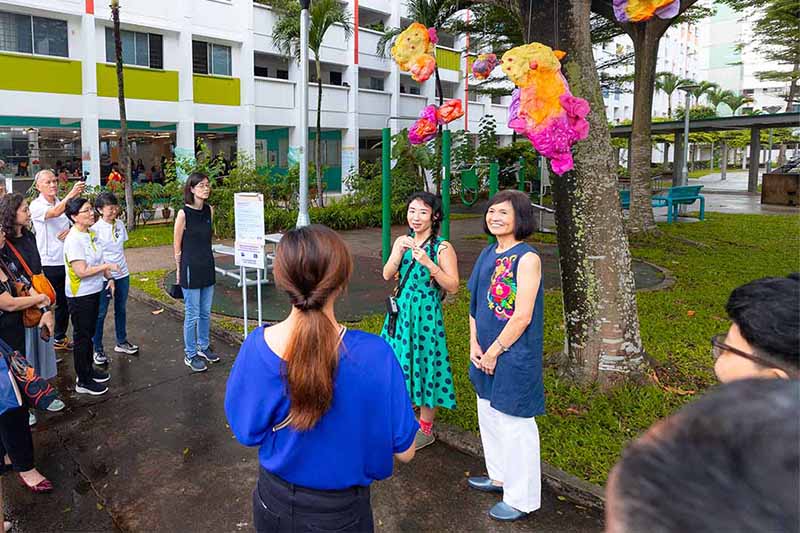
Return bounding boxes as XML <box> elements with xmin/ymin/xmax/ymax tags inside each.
<box><xmin>40</xmin><ymin>324</ymin><xmax>51</xmax><ymax>342</ymax></box>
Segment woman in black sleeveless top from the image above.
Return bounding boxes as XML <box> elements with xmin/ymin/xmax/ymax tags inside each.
<box><xmin>173</xmin><ymin>173</ymin><xmax>219</xmax><ymax>373</ymax></box>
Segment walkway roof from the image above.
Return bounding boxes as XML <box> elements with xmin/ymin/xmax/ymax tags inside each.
<box><xmin>610</xmin><ymin>111</ymin><xmax>799</xmax><ymax>138</ymax></box>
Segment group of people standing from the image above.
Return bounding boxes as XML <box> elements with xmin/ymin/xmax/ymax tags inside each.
<box><xmin>0</xmin><ymin>169</ymin><xmax>138</xmax><ymax>508</ymax></box>
<box><xmin>226</xmin><ymin>188</ymin><xmax>546</xmax><ymax>530</ymax></box>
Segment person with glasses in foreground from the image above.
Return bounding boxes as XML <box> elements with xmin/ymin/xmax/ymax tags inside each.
<box><xmin>712</xmin><ymin>273</ymin><xmax>799</xmax><ymax>383</ymax></box>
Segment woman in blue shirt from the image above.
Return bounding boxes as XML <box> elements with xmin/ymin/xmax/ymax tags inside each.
<box><xmin>225</xmin><ymin>225</ymin><xmax>417</xmax><ymax>533</ymax></box>
<box><xmin>466</xmin><ymin>190</ymin><xmax>544</xmax><ymax>522</ymax></box>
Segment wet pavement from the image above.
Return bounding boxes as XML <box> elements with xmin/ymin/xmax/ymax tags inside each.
<box><xmin>5</xmin><ymin>298</ymin><xmax>604</xmax><ymax>532</ymax></box>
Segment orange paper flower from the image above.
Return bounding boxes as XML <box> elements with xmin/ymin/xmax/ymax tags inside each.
<box><xmin>436</xmin><ymin>99</ymin><xmax>464</xmax><ymax>124</ymax></box>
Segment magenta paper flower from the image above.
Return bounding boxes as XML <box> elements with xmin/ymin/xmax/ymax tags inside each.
<box><xmin>428</xmin><ymin>27</ymin><xmax>438</xmax><ymax>44</ymax></box>
<box><xmin>472</xmin><ymin>53</ymin><xmax>498</xmax><ymax>80</ymax></box>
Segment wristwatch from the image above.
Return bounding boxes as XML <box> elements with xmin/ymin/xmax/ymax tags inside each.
<box><xmin>39</xmin><ymin>305</ymin><xmax>51</xmax><ymax>313</ymax></box>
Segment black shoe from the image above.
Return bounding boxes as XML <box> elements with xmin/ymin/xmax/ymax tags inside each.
<box><xmin>75</xmin><ymin>379</ymin><xmax>108</xmax><ymax>396</ymax></box>
<box><xmin>92</xmin><ymin>369</ymin><xmax>110</xmax><ymax>383</ymax></box>
<box><xmin>197</xmin><ymin>347</ymin><xmax>220</xmax><ymax>363</ymax></box>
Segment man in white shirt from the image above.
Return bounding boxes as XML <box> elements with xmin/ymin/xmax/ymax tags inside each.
<box><xmin>30</xmin><ymin>169</ymin><xmax>85</xmax><ymax>351</ymax></box>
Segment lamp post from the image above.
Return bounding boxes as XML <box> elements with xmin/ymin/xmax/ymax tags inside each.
<box><xmin>678</xmin><ymin>85</ymin><xmax>699</xmax><ymax>188</ymax></box>
<box><xmin>296</xmin><ymin>0</ymin><xmax>311</xmax><ymax>228</ymax></box>
<box><xmin>764</xmin><ymin>105</ymin><xmax>781</xmax><ymax>173</ymax></box>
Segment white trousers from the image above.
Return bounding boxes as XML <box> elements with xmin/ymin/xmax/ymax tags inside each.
<box><xmin>477</xmin><ymin>397</ymin><xmax>542</xmax><ymax>513</ymax></box>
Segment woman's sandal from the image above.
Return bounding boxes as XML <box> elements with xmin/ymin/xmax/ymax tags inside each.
<box><xmin>17</xmin><ymin>473</ymin><xmax>53</xmax><ymax>494</ymax></box>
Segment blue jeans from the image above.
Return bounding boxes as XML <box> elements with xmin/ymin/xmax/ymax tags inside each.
<box><xmin>92</xmin><ymin>275</ymin><xmax>130</xmax><ymax>351</ymax></box>
<box><xmin>182</xmin><ymin>285</ymin><xmax>214</xmax><ymax>358</ymax></box>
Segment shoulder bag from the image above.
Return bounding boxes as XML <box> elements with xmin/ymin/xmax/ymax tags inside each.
<box><xmin>6</xmin><ymin>240</ymin><xmax>56</xmax><ymax>304</ymax></box>
<box><xmin>0</xmin><ymin>258</ymin><xmax>42</xmax><ymax>328</ymax></box>
<box><xmin>385</xmin><ymin>235</ymin><xmax>433</xmax><ymax>337</ymax></box>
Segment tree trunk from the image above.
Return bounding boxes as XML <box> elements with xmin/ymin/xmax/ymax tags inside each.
<box><xmin>524</xmin><ymin>0</ymin><xmax>645</xmax><ymax>386</ymax></box>
<box><xmin>627</xmin><ymin>26</ymin><xmax>659</xmax><ymax>233</ymax></box>
<box><xmin>112</xmin><ymin>2</ymin><xmax>134</xmax><ymax>231</ymax></box>
<box><xmin>785</xmin><ymin>59</ymin><xmax>799</xmax><ymax>112</ymax></box>
<box><xmin>315</xmin><ymin>58</ymin><xmax>324</xmax><ymax>207</ymax></box>
<box><xmin>720</xmin><ymin>140</ymin><xmax>728</xmax><ymax>180</ymax></box>
<box><xmin>662</xmin><ymin>140</ymin><xmax>669</xmax><ymax>170</ymax></box>
<box><xmin>667</xmin><ymin>93</ymin><xmax>672</xmax><ymax>118</ymax></box>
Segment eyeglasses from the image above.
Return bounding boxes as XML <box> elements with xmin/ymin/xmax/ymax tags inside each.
<box><xmin>77</xmin><ymin>207</ymin><xmax>94</xmax><ymax>215</ymax></box>
<box><xmin>194</xmin><ymin>183</ymin><xmax>211</xmax><ymax>189</ymax></box>
<box><xmin>711</xmin><ymin>334</ymin><xmax>796</xmax><ymax>376</ymax></box>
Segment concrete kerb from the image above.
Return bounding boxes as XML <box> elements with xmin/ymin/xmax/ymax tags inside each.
<box><xmin>128</xmin><ymin>283</ymin><xmax>608</xmax><ymax>513</ymax></box>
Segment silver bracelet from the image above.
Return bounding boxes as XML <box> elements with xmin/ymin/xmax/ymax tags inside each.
<box><xmin>496</xmin><ymin>339</ymin><xmax>510</xmax><ymax>352</ymax></box>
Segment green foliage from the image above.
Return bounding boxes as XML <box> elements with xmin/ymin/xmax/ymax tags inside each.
<box><xmin>495</xmin><ymin>142</ymin><xmax>539</xmax><ymax>189</ymax></box>
<box><xmin>126</xmin><ymin>225</ymin><xmax>174</xmax><ymax>249</ymax></box>
<box><xmin>675</xmin><ymin>105</ymin><xmax>718</xmax><ymax>120</ymax></box>
<box><xmin>476</xmin><ymin>114</ymin><xmax>498</xmax><ymax>162</ymax></box>
<box><xmin>345</xmin><ymin>159</ymin><xmax>423</xmax><ymax>207</ymax></box>
<box><xmin>356</xmin><ymin>213</ymin><xmax>800</xmax><ymax>485</ymax></box>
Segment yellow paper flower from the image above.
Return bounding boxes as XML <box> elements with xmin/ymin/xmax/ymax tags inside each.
<box><xmin>391</xmin><ymin>22</ymin><xmax>437</xmax><ymax>82</ymax></box>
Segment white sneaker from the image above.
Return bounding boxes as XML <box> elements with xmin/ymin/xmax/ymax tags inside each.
<box><xmin>46</xmin><ymin>399</ymin><xmax>66</xmax><ymax>412</ymax></box>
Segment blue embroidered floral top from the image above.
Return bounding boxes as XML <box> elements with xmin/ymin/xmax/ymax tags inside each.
<box><xmin>467</xmin><ymin>242</ymin><xmax>545</xmax><ymax>418</ymax></box>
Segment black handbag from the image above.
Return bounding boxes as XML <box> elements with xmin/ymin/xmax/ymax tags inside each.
<box><xmin>168</xmin><ymin>283</ymin><xmax>183</xmax><ymax>299</ymax></box>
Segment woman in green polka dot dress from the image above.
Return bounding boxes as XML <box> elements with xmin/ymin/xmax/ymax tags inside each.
<box><xmin>381</xmin><ymin>192</ymin><xmax>460</xmax><ymax>450</ymax></box>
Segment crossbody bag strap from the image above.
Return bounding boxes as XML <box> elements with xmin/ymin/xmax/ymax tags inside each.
<box><xmin>272</xmin><ymin>326</ymin><xmax>347</xmax><ymax>432</ymax></box>
<box><xmin>5</xmin><ymin>241</ymin><xmax>33</xmax><ymax>278</ymax></box>
<box><xmin>392</xmin><ymin>235</ymin><xmax>433</xmax><ymax>299</ymax></box>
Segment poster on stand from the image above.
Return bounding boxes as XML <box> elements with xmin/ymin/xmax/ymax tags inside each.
<box><xmin>234</xmin><ymin>192</ymin><xmax>265</xmax><ymax>269</ymax></box>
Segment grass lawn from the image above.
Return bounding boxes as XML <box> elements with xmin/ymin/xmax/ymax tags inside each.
<box><xmin>127</xmin><ymin>224</ymin><xmax>174</xmax><ymax>249</ymax></box>
<box><xmin>688</xmin><ymin>167</ymin><xmax>719</xmax><ymax>179</ymax></box>
<box><xmin>131</xmin><ymin>212</ymin><xmax>800</xmax><ymax>486</ymax></box>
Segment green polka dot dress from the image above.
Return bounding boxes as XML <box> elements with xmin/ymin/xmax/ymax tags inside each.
<box><xmin>381</xmin><ymin>239</ymin><xmax>456</xmax><ymax>410</ymax></box>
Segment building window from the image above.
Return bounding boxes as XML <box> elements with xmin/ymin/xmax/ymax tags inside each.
<box><xmin>491</xmin><ymin>95</ymin><xmax>502</xmax><ymax>104</ymax></box>
<box><xmin>0</xmin><ymin>11</ymin><xmax>67</xmax><ymax>57</ymax></box>
<box><xmin>409</xmin><ymin>86</ymin><xmax>421</xmax><ymax>96</ymax></box>
<box><xmin>193</xmin><ymin>40</ymin><xmax>232</xmax><ymax>76</ymax></box>
<box><xmin>369</xmin><ymin>77</ymin><xmax>384</xmax><ymax>91</ymax></box>
<box><xmin>105</xmin><ymin>28</ymin><xmax>163</xmax><ymax>68</ymax></box>
<box><xmin>276</xmin><ymin>69</ymin><xmax>289</xmax><ymax>80</ymax></box>
<box><xmin>254</xmin><ymin>65</ymin><xmax>268</xmax><ymax>77</ymax></box>
<box><xmin>329</xmin><ymin>70</ymin><xmax>343</xmax><ymax>86</ymax></box>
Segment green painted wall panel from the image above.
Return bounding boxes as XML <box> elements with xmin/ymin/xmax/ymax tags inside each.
<box><xmin>96</xmin><ymin>64</ymin><xmax>179</xmax><ymax>102</ymax></box>
<box><xmin>436</xmin><ymin>48</ymin><xmax>461</xmax><ymax>72</ymax></box>
<box><xmin>193</xmin><ymin>75</ymin><xmax>241</xmax><ymax>106</ymax></box>
<box><xmin>0</xmin><ymin>53</ymin><xmax>81</xmax><ymax>95</ymax></box>
<box><xmin>0</xmin><ymin>116</ymin><xmax>80</xmax><ymax>128</ymax></box>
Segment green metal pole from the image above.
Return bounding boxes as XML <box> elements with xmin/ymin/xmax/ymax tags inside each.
<box><xmin>381</xmin><ymin>127</ymin><xmax>391</xmax><ymax>264</ymax></box>
<box><xmin>517</xmin><ymin>156</ymin><xmax>525</xmax><ymax>191</ymax></box>
<box><xmin>441</xmin><ymin>129</ymin><xmax>451</xmax><ymax>241</ymax></box>
<box><xmin>489</xmin><ymin>161</ymin><xmax>499</xmax><ymax>197</ymax></box>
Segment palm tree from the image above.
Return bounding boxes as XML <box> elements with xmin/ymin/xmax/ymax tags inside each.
<box><xmin>110</xmin><ymin>0</ymin><xmax>134</xmax><ymax>230</ymax></box>
<box><xmin>707</xmin><ymin>88</ymin><xmax>734</xmax><ymax>112</ymax></box>
<box><xmin>655</xmin><ymin>72</ymin><xmax>691</xmax><ymax>118</ymax></box>
<box><xmin>690</xmin><ymin>81</ymin><xmax>719</xmax><ymax>105</ymax></box>
<box><xmin>272</xmin><ymin>0</ymin><xmax>352</xmax><ymax>208</ymax></box>
<box><xmin>724</xmin><ymin>94</ymin><xmax>754</xmax><ymax>115</ymax></box>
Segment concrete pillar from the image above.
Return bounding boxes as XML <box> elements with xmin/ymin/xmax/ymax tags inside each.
<box><xmin>175</xmin><ymin>0</ymin><xmax>195</xmax><ymax>175</ymax></box>
<box><xmin>672</xmin><ymin>131</ymin><xmax>684</xmax><ymax>187</ymax></box>
<box><xmin>748</xmin><ymin>127</ymin><xmax>760</xmax><ymax>193</ymax></box>
<box><xmin>720</xmin><ymin>141</ymin><xmax>728</xmax><ymax>180</ymax></box>
<box><xmin>80</xmin><ymin>9</ymin><xmax>101</xmax><ymax>186</ymax></box>
<box><xmin>342</xmin><ymin>62</ymin><xmax>359</xmax><ymax>193</ymax></box>
<box><xmin>237</xmin><ymin>0</ymin><xmax>256</xmax><ymax>159</ymax></box>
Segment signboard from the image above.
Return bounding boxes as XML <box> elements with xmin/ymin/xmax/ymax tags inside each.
<box><xmin>234</xmin><ymin>192</ymin><xmax>265</xmax><ymax>269</ymax></box>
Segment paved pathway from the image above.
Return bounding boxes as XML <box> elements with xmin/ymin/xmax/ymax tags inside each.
<box><xmin>6</xmin><ymin>300</ymin><xmax>604</xmax><ymax>532</ymax></box>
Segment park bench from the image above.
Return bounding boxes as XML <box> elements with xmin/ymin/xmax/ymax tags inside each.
<box><xmin>619</xmin><ymin>185</ymin><xmax>705</xmax><ymax>223</ymax></box>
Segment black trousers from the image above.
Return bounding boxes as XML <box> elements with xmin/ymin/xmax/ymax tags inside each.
<box><xmin>43</xmin><ymin>265</ymin><xmax>70</xmax><ymax>341</ymax></box>
<box><xmin>67</xmin><ymin>292</ymin><xmax>100</xmax><ymax>383</ymax></box>
<box><xmin>0</xmin><ymin>406</ymin><xmax>34</xmax><ymax>472</ymax></box>
<box><xmin>254</xmin><ymin>468</ymin><xmax>374</xmax><ymax>533</ymax></box>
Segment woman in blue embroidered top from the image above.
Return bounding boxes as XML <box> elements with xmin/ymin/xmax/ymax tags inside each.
<box><xmin>225</xmin><ymin>225</ymin><xmax>417</xmax><ymax>533</ymax></box>
<box><xmin>466</xmin><ymin>190</ymin><xmax>544</xmax><ymax>522</ymax></box>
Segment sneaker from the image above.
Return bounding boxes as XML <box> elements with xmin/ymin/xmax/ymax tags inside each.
<box><xmin>414</xmin><ymin>429</ymin><xmax>436</xmax><ymax>450</ymax></box>
<box><xmin>184</xmin><ymin>356</ymin><xmax>207</xmax><ymax>372</ymax></box>
<box><xmin>197</xmin><ymin>347</ymin><xmax>220</xmax><ymax>363</ymax></box>
<box><xmin>29</xmin><ymin>411</ymin><xmax>36</xmax><ymax>426</ymax></box>
<box><xmin>75</xmin><ymin>379</ymin><xmax>108</xmax><ymax>396</ymax></box>
<box><xmin>114</xmin><ymin>341</ymin><xmax>139</xmax><ymax>355</ymax></box>
<box><xmin>91</xmin><ymin>369</ymin><xmax>110</xmax><ymax>383</ymax></box>
<box><xmin>46</xmin><ymin>399</ymin><xmax>66</xmax><ymax>412</ymax></box>
<box><xmin>53</xmin><ymin>338</ymin><xmax>73</xmax><ymax>351</ymax></box>
<box><xmin>93</xmin><ymin>350</ymin><xmax>109</xmax><ymax>365</ymax></box>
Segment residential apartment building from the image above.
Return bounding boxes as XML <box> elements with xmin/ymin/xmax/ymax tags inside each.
<box><xmin>0</xmin><ymin>0</ymin><xmax>510</xmax><ymax>193</ymax></box>
<box><xmin>698</xmin><ymin>2</ymin><xmax>798</xmax><ymax>115</ymax></box>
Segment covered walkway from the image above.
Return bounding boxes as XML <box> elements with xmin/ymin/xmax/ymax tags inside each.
<box><xmin>610</xmin><ymin>112</ymin><xmax>800</xmax><ymax>193</ymax></box>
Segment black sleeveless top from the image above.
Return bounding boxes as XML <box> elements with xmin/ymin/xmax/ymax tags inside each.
<box><xmin>179</xmin><ymin>204</ymin><xmax>215</xmax><ymax>289</ymax></box>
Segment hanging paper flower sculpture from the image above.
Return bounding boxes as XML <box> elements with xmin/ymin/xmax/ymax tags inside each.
<box><xmin>408</xmin><ymin>99</ymin><xmax>465</xmax><ymax>145</ymax></box>
<box><xmin>471</xmin><ymin>53</ymin><xmax>498</xmax><ymax>80</ymax></box>
<box><xmin>391</xmin><ymin>22</ymin><xmax>438</xmax><ymax>83</ymax></box>
<box><xmin>613</xmin><ymin>0</ymin><xmax>679</xmax><ymax>23</ymax></box>
<box><xmin>501</xmin><ymin>43</ymin><xmax>590</xmax><ymax>176</ymax></box>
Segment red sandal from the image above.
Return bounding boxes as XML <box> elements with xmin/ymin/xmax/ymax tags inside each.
<box><xmin>17</xmin><ymin>473</ymin><xmax>53</xmax><ymax>493</ymax></box>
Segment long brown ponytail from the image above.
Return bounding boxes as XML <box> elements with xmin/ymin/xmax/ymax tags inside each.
<box><xmin>273</xmin><ymin>225</ymin><xmax>353</xmax><ymax>431</ymax></box>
